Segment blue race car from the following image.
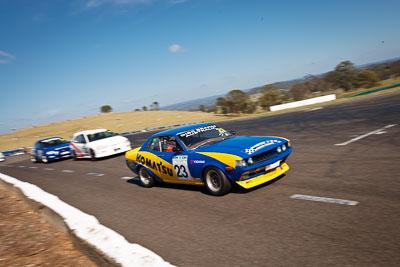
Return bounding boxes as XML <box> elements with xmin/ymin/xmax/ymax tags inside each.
<box><xmin>126</xmin><ymin>123</ymin><xmax>292</xmax><ymax>195</ymax></box>
<box><xmin>30</xmin><ymin>137</ymin><xmax>71</xmax><ymax>163</ymax></box>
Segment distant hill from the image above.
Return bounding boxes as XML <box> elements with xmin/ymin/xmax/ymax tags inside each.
<box><xmin>161</xmin><ymin>57</ymin><xmax>400</xmax><ymax>111</ymax></box>
<box><xmin>161</xmin><ymin>79</ymin><xmax>304</xmax><ymax>111</ymax></box>
<box><xmin>161</xmin><ymin>94</ymin><xmax>225</xmax><ymax>111</ymax></box>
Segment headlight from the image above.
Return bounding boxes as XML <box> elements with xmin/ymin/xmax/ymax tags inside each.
<box><xmin>235</xmin><ymin>160</ymin><xmax>247</xmax><ymax>167</ymax></box>
<box><xmin>277</xmin><ymin>146</ymin><xmax>282</xmax><ymax>153</ymax></box>
<box><xmin>287</xmin><ymin>141</ymin><xmax>291</xmax><ymax>147</ymax></box>
<box><xmin>46</xmin><ymin>151</ymin><xmax>56</xmax><ymax>155</ymax></box>
<box><xmin>247</xmin><ymin>157</ymin><xmax>254</xmax><ymax>166</ymax></box>
<box><xmin>282</xmin><ymin>144</ymin><xmax>287</xmax><ymax>152</ymax></box>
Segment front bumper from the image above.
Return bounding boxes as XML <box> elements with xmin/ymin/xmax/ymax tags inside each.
<box><xmin>46</xmin><ymin>151</ymin><xmax>71</xmax><ymax>160</ymax></box>
<box><xmin>236</xmin><ymin>163</ymin><xmax>289</xmax><ymax>189</ymax></box>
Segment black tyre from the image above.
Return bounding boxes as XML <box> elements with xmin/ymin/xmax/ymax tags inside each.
<box><xmin>41</xmin><ymin>155</ymin><xmax>49</xmax><ymax>164</ymax></box>
<box><xmin>90</xmin><ymin>149</ymin><xmax>97</xmax><ymax>161</ymax></box>
<box><xmin>138</xmin><ymin>167</ymin><xmax>155</xmax><ymax>188</ymax></box>
<box><xmin>71</xmin><ymin>150</ymin><xmax>78</xmax><ymax>161</ymax></box>
<box><xmin>204</xmin><ymin>167</ymin><xmax>232</xmax><ymax>196</ymax></box>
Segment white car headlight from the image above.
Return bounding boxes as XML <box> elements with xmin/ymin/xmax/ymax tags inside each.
<box><xmin>247</xmin><ymin>157</ymin><xmax>254</xmax><ymax>166</ymax></box>
<box><xmin>282</xmin><ymin>144</ymin><xmax>287</xmax><ymax>152</ymax></box>
<box><xmin>277</xmin><ymin>146</ymin><xmax>282</xmax><ymax>153</ymax></box>
<box><xmin>235</xmin><ymin>160</ymin><xmax>247</xmax><ymax>167</ymax></box>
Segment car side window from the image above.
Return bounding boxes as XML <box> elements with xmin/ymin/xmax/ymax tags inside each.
<box><xmin>160</xmin><ymin>136</ymin><xmax>183</xmax><ymax>152</ymax></box>
<box><xmin>35</xmin><ymin>142</ymin><xmax>43</xmax><ymax>149</ymax></box>
<box><xmin>147</xmin><ymin>137</ymin><xmax>161</xmax><ymax>152</ymax></box>
<box><xmin>75</xmin><ymin>135</ymin><xmax>86</xmax><ymax>144</ymax></box>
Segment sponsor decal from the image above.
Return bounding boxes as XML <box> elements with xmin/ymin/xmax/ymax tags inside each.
<box><xmin>178</xmin><ymin>125</ymin><xmax>217</xmax><ymax>138</ymax></box>
<box><xmin>190</xmin><ymin>160</ymin><xmax>205</xmax><ymax>164</ymax></box>
<box><xmin>245</xmin><ymin>140</ymin><xmax>281</xmax><ymax>155</ymax></box>
<box><xmin>136</xmin><ymin>154</ymin><xmax>174</xmax><ymax>176</ymax></box>
<box><xmin>216</xmin><ymin>127</ymin><xmax>227</xmax><ymax>136</ymax></box>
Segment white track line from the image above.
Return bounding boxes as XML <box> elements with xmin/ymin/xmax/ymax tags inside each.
<box><xmin>62</xmin><ymin>170</ymin><xmax>74</xmax><ymax>173</ymax></box>
<box><xmin>291</xmin><ymin>194</ymin><xmax>359</xmax><ymax>206</ymax></box>
<box><xmin>335</xmin><ymin>124</ymin><xmax>397</xmax><ymax>146</ymax></box>
<box><xmin>88</xmin><ymin>173</ymin><xmax>104</xmax><ymax>177</ymax></box>
<box><xmin>305</xmin><ymin>107</ymin><xmax>323</xmax><ymax>112</ymax></box>
<box><xmin>44</xmin><ymin>168</ymin><xmax>54</xmax><ymax>171</ymax></box>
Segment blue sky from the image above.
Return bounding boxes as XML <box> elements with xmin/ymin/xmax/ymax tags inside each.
<box><xmin>1</xmin><ymin>0</ymin><xmax>399</xmax><ymax>134</ymax></box>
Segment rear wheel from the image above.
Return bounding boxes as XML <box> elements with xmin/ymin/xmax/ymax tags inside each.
<box><xmin>204</xmin><ymin>167</ymin><xmax>232</xmax><ymax>196</ymax></box>
<box><xmin>90</xmin><ymin>149</ymin><xmax>97</xmax><ymax>161</ymax></box>
<box><xmin>41</xmin><ymin>155</ymin><xmax>48</xmax><ymax>164</ymax></box>
<box><xmin>138</xmin><ymin>167</ymin><xmax>155</xmax><ymax>188</ymax></box>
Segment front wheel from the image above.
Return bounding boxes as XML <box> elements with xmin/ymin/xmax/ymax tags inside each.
<box><xmin>204</xmin><ymin>167</ymin><xmax>232</xmax><ymax>196</ymax></box>
<box><xmin>71</xmin><ymin>150</ymin><xmax>78</xmax><ymax>161</ymax></box>
<box><xmin>138</xmin><ymin>167</ymin><xmax>155</xmax><ymax>188</ymax></box>
<box><xmin>30</xmin><ymin>155</ymin><xmax>37</xmax><ymax>163</ymax></box>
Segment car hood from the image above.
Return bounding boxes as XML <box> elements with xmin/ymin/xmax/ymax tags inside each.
<box><xmin>193</xmin><ymin>136</ymin><xmax>287</xmax><ymax>158</ymax></box>
<box><xmin>88</xmin><ymin>135</ymin><xmax>128</xmax><ymax>147</ymax></box>
<box><xmin>42</xmin><ymin>143</ymin><xmax>71</xmax><ymax>152</ymax></box>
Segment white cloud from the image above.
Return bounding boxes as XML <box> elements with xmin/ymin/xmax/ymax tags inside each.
<box><xmin>169</xmin><ymin>44</ymin><xmax>185</xmax><ymax>53</ymax></box>
<box><xmin>0</xmin><ymin>50</ymin><xmax>15</xmax><ymax>64</ymax></box>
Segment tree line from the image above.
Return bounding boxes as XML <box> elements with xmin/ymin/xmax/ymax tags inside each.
<box><xmin>100</xmin><ymin>101</ymin><xmax>160</xmax><ymax>113</ymax></box>
<box><xmin>212</xmin><ymin>59</ymin><xmax>400</xmax><ymax>114</ymax></box>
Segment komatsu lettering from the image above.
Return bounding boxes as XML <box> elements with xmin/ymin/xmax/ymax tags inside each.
<box><xmin>136</xmin><ymin>154</ymin><xmax>173</xmax><ymax>176</ymax></box>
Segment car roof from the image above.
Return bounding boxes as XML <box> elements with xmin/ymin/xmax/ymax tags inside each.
<box><xmin>73</xmin><ymin>129</ymin><xmax>108</xmax><ymax>136</ymax></box>
<box><xmin>37</xmin><ymin>137</ymin><xmax>63</xmax><ymax>142</ymax></box>
<box><xmin>152</xmin><ymin>122</ymin><xmax>214</xmax><ymax>137</ymax></box>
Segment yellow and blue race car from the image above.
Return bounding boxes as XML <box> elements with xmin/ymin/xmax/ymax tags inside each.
<box><xmin>125</xmin><ymin>123</ymin><xmax>292</xmax><ymax>195</ymax></box>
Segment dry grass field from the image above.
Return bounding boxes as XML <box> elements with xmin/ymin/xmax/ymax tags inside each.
<box><xmin>0</xmin><ymin>110</ymin><xmax>230</xmax><ymax>151</ymax></box>
<box><xmin>1</xmin><ymin>77</ymin><xmax>399</xmax><ymax>152</ymax></box>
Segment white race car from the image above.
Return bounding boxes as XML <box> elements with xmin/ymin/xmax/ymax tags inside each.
<box><xmin>0</xmin><ymin>152</ymin><xmax>5</xmax><ymax>162</ymax></box>
<box><xmin>70</xmin><ymin>129</ymin><xmax>131</xmax><ymax>160</ymax></box>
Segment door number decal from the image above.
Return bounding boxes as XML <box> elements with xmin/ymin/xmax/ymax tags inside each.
<box><xmin>173</xmin><ymin>155</ymin><xmax>192</xmax><ymax>181</ymax></box>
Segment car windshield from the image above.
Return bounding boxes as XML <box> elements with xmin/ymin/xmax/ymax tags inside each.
<box><xmin>177</xmin><ymin>124</ymin><xmax>232</xmax><ymax>149</ymax></box>
<box><xmin>87</xmin><ymin>130</ymin><xmax>118</xmax><ymax>142</ymax></box>
<box><xmin>40</xmin><ymin>138</ymin><xmax>68</xmax><ymax>148</ymax></box>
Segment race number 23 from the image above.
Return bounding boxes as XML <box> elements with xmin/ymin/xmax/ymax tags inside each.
<box><xmin>172</xmin><ymin>155</ymin><xmax>192</xmax><ymax>181</ymax></box>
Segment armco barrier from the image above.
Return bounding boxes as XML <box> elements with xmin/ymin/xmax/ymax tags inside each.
<box><xmin>0</xmin><ymin>173</ymin><xmax>174</xmax><ymax>267</ymax></box>
<box><xmin>346</xmin><ymin>83</ymin><xmax>400</xmax><ymax>97</ymax></box>
<box><xmin>269</xmin><ymin>94</ymin><xmax>336</xmax><ymax>112</ymax></box>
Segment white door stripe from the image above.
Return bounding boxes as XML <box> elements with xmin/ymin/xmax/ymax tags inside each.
<box><xmin>335</xmin><ymin>124</ymin><xmax>396</xmax><ymax>146</ymax></box>
<box><xmin>291</xmin><ymin>194</ymin><xmax>359</xmax><ymax>206</ymax></box>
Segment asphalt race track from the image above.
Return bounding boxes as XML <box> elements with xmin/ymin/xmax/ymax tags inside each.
<box><xmin>1</xmin><ymin>91</ymin><xmax>400</xmax><ymax>266</ymax></box>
